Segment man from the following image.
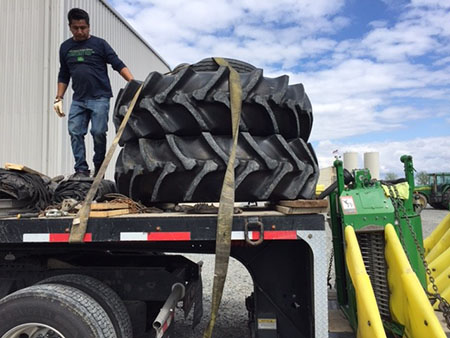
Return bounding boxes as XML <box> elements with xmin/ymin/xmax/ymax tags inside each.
<box><xmin>54</xmin><ymin>8</ymin><xmax>134</xmax><ymax>177</ymax></box>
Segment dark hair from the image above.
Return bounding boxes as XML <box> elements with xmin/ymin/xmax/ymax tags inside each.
<box><xmin>68</xmin><ymin>8</ymin><xmax>90</xmax><ymax>26</ymax></box>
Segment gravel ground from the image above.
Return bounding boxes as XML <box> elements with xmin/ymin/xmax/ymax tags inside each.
<box><xmin>172</xmin><ymin>206</ymin><xmax>449</xmax><ymax>338</ymax></box>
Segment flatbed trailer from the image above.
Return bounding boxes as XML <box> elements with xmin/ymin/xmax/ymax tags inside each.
<box><xmin>0</xmin><ymin>210</ymin><xmax>327</xmax><ymax>338</ymax></box>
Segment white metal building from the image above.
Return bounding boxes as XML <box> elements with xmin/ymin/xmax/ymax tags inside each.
<box><xmin>0</xmin><ymin>0</ymin><xmax>170</xmax><ymax>178</ymax></box>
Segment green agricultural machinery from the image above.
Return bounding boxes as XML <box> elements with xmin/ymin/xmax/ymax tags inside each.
<box><xmin>414</xmin><ymin>173</ymin><xmax>450</xmax><ymax>212</ymax></box>
<box><xmin>328</xmin><ymin>155</ymin><xmax>448</xmax><ymax>337</ymax></box>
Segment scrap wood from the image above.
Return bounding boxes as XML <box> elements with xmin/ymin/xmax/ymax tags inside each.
<box><xmin>275</xmin><ymin>204</ymin><xmax>328</xmax><ymax>215</ymax></box>
<box><xmin>278</xmin><ymin>199</ymin><xmax>329</xmax><ymax>208</ymax></box>
<box><xmin>4</xmin><ymin>163</ymin><xmax>50</xmax><ymax>180</ymax></box>
<box><xmin>90</xmin><ymin>202</ymin><xmax>130</xmax><ymax>210</ymax></box>
<box><xmin>101</xmin><ymin>193</ymin><xmax>152</xmax><ymax>213</ymax></box>
<box><xmin>89</xmin><ymin>208</ymin><xmax>130</xmax><ymax>218</ymax></box>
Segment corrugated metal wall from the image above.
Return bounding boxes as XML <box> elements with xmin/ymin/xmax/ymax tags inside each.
<box><xmin>0</xmin><ymin>0</ymin><xmax>50</xmax><ymax>173</ymax></box>
<box><xmin>0</xmin><ymin>0</ymin><xmax>170</xmax><ymax>178</ymax></box>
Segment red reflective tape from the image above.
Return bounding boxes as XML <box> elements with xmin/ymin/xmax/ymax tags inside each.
<box><xmin>266</xmin><ymin>230</ymin><xmax>297</xmax><ymax>240</ymax></box>
<box><xmin>161</xmin><ymin>311</ymin><xmax>174</xmax><ymax>335</ymax></box>
<box><xmin>252</xmin><ymin>231</ymin><xmax>297</xmax><ymax>240</ymax></box>
<box><xmin>162</xmin><ymin>320</ymin><xmax>168</xmax><ymax>332</ymax></box>
<box><xmin>147</xmin><ymin>232</ymin><xmax>191</xmax><ymax>241</ymax></box>
<box><xmin>49</xmin><ymin>233</ymin><xmax>92</xmax><ymax>242</ymax></box>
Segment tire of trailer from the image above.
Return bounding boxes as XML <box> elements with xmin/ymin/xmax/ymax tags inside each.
<box><xmin>37</xmin><ymin>274</ymin><xmax>133</xmax><ymax>338</ymax></box>
<box><xmin>0</xmin><ymin>283</ymin><xmax>116</xmax><ymax>338</ymax></box>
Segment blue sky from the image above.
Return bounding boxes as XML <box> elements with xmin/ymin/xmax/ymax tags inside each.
<box><xmin>108</xmin><ymin>0</ymin><xmax>450</xmax><ymax>176</ymax></box>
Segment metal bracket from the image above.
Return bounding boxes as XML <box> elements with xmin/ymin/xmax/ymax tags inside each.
<box><xmin>45</xmin><ymin>209</ymin><xmax>67</xmax><ymax>217</ymax></box>
<box><xmin>245</xmin><ymin>217</ymin><xmax>264</xmax><ymax>246</ymax></box>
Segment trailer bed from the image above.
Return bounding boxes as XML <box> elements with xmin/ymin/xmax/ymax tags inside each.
<box><xmin>0</xmin><ymin>210</ymin><xmax>328</xmax><ymax>338</ymax></box>
<box><xmin>0</xmin><ymin>210</ymin><xmax>324</xmax><ymax>245</ymax></box>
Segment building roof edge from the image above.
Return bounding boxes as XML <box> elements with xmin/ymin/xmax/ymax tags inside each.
<box><xmin>100</xmin><ymin>0</ymin><xmax>171</xmax><ymax>71</ymax></box>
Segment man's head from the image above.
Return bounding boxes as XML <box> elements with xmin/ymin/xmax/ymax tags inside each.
<box><xmin>68</xmin><ymin>8</ymin><xmax>90</xmax><ymax>41</ymax></box>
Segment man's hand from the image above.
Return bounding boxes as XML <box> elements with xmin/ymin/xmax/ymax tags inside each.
<box><xmin>53</xmin><ymin>98</ymin><xmax>65</xmax><ymax>117</ymax></box>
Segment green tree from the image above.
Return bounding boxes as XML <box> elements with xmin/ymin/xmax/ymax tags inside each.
<box><xmin>384</xmin><ymin>172</ymin><xmax>398</xmax><ymax>180</ymax></box>
<box><xmin>415</xmin><ymin>171</ymin><xmax>428</xmax><ymax>185</ymax></box>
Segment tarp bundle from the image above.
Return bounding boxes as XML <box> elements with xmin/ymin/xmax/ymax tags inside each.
<box><xmin>0</xmin><ymin>169</ymin><xmax>117</xmax><ymax>215</ymax></box>
<box><xmin>0</xmin><ymin>169</ymin><xmax>52</xmax><ymax>212</ymax></box>
<box><xmin>52</xmin><ymin>178</ymin><xmax>116</xmax><ymax>204</ymax></box>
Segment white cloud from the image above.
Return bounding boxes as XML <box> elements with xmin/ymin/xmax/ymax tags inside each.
<box><xmin>410</xmin><ymin>0</ymin><xmax>450</xmax><ymax>9</ymax></box>
<box><xmin>110</xmin><ymin>0</ymin><xmax>348</xmax><ymax>68</ymax></box>
<box><xmin>433</xmin><ymin>56</ymin><xmax>450</xmax><ymax>66</ymax></box>
<box><xmin>361</xmin><ymin>24</ymin><xmax>439</xmax><ymax>62</ymax></box>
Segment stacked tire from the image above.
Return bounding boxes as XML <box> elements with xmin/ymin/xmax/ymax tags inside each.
<box><xmin>114</xmin><ymin>58</ymin><xmax>319</xmax><ymax>204</ymax></box>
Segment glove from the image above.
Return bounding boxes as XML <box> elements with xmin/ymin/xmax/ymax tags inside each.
<box><xmin>53</xmin><ymin>98</ymin><xmax>65</xmax><ymax>117</ymax></box>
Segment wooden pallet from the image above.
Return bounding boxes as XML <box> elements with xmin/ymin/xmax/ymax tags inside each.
<box><xmin>275</xmin><ymin>199</ymin><xmax>328</xmax><ymax>215</ymax></box>
<box><xmin>89</xmin><ymin>202</ymin><xmax>130</xmax><ymax>218</ymax></box>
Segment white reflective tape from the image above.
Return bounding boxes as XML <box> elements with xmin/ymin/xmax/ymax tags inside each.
<box><xmin>231</xmin><ymin>231</ymin><xmax>256</xmax><ymax>240</ymax></box>
<box><xmin>120</xmin><ymin>232</ymin><xmax>148</xmax><ymax>241</ymax></box>
<box><xmin>23</xmin><ymin>233</ymin><xmax>50</xmax><ymax>242</ymax></box>
<box><xmin>231</xmin><ymin>231</ymin><xmax>245</xmax><ymax>240</ymax></box>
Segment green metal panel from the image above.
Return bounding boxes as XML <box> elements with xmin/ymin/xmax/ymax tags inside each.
<box><xmin>339</xmin><ymin>184</ymin><xmax>395</xmax><ymax>230</ymax></box>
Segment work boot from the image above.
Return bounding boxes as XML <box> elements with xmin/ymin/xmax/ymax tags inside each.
<box><xmin>70</xmin><ymin>170</ymin><xmax>92</xmax><ymax>181</ymax></box>
<box><xmin>73</xmin><ymin>170</ymin><xmax>90</xmax><ymax>178</ymax></box>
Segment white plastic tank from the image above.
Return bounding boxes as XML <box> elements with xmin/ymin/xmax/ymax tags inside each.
<box><xmin>364</xmin><ymin>152</ymin><xmax>380</xmax><ymax>179</ymax></box>
<box><xmin>343</xmin><ymin>152</ymin><xmax>359</xmax><ymax>172</ymax></box>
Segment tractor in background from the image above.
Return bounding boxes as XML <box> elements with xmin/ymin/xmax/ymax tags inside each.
<box><xmin>414</xmin><ymin>173</ymin><xmax>450</xmax><ymax>212</ymax></box>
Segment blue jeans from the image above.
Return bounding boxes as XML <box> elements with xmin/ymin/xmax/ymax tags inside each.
<box><xmin>68</xmin><ymin>98</ymin><xmax>110</xmax><ymax>172</ymax></box>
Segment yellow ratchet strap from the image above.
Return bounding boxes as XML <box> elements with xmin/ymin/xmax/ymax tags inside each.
<box><xmin>203</xmin><ymin>57</ymin><xmax>242</xmax><ymax>338</ymax></box>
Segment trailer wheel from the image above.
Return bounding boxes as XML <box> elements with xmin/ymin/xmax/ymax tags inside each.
<box><xmin>37</xmin><ymin>274</ymin><xmax>132</xmax><ymax>338</ymax></box>
<box><xmin>0</xmin><ymin>284</ymin><xmax>116</xmax><ymax>338</ymax></box>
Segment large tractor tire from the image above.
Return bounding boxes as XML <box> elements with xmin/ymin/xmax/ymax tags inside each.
<box><xmin>442</xmin><ymin>190</ymin><xmax>450</xmax><ymax>210</ymax></box>
<box><xmin>429</xmin><ymin>202</ymin><xmax>444</xmax><ymax>210</ymax></box>
<box><xmin>115</xmin><ymin>132</ymin><xmax>318</xmax><ymax>203</ymax></box>
<box><xmin>114</xmin><ymin>58</ymin><xmax>318</xmax><ymax>204</ymax></box>
<box><xmin>180</xmin><ymin>57</ymin><xmax>257</xmax><ymax>73</ymax></box>
<box><xmin>114</xmin><ymin>58</ymin><xmax>313</xmax><ymax>144</ymax></box>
